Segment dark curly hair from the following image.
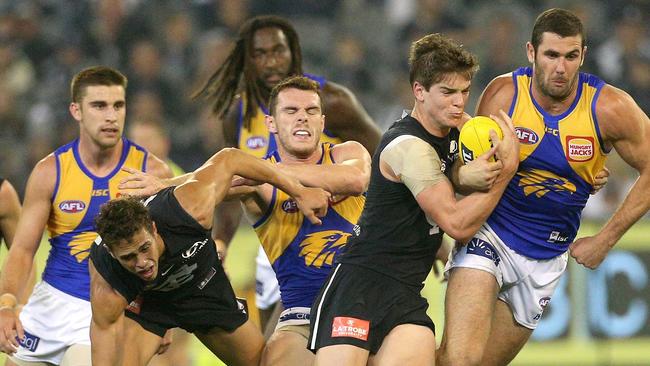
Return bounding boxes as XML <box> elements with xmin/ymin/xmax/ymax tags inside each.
<box><xmin>95</xmin><ymin>197</ymin><xmax>154</xmax><ymax>250</ymax></box>
<box><xmin>408</xmin><ymin>33</ymin><xmax>479</xmax><ymax>91</ymax></box>
<box><xmin>193</xmin><ymin>15</ymin><xmax>303</xmax><ymax>129</ymax></box>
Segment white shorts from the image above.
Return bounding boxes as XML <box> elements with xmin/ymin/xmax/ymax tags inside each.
<box><xmin>444</xmin><ymin>224</ymin><xmax>568</xmax><ymax>329</ymax></box>
<box><xmin>13</xmin><ymin>281</ymin><xmax>92</xmax><ymax>364</ymax></box>
<box><xmin>275</xmin><ymin>307</ymin><xmax>311</xmax><ymax>339</ymax></box>
<box><xmin>255</xmin><ymin>246</ymin><xmax>281</xmax><ymax>310</ymax></box>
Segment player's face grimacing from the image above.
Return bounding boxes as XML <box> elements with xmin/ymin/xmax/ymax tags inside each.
<box><xmin>421</xmin><ymin>72</ymin><xmax>471</xmax><ymax>130</ymax></box>
<box><xmin>111</xmin><ymin>227</ymin><xmax>164</xmax><ymax>282</ymax></box>
<box><xmin>270</xmin><ymin>88</ymin><xmax>324</xmax><ymax>158</ymax></box>
<box><xmin>252</xmin><ymin>27</ymin><xmax>293</xmax><ymax>90</ymax></box>
<box><xmin>529</xmin><ymin>32</ymin><xmax>585</xmax><ymax>102</ymax></box>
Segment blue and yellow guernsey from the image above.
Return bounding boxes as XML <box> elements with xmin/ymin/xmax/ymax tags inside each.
<box><xmin>488</xmin><ymin>67</ymin><xmax>608</xmax><ymax>259</ymax></box>
<box><xmin>252</xmin><ymin>144</ymin><xmax>365</xmax><ymax>308</ymax></box>
<box><xmin>43</xmin><ymin>138</ymin><xmax>148</xmax><ymax>300</ymax></box>
<box><xmin>236</xmin><ymin>74</ymin><xmax>341</xmax><ymax>157</ymax></box>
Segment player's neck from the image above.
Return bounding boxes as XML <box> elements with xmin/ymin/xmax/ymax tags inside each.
<box><xmin>278</xmin><ymin>144</ymin><xmax>323</xmax><ymax>165</ymax></box>
<box><xmin>77</xmin><ymin>136</ymin><xmax>124</xmax><ymax>176</ymax></box>
<box><xmin>411</xmin><ymin>104</ymin><xmax>450</xmax><ymax>138</ymax></box>
<box><xmin>530</xmin><ymin>83</ymin><xmax>578</xmax><ymax>116</ymax></box>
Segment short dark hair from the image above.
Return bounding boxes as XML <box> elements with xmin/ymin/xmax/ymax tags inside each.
<box><xmin>268</xmin><ymin>76</ymin><xmax>322</xmax><ymax>116</ymax></box>
<box><xmin>408</xmin><ymin>33</ymin><xmax>479</xmax><ymax>91</ymax></box>
<box><xmin>95</xmin><ymin>197</ymin><xmax>154</xmax><ymax>251</ymax></box>
<box><xmin>70</xmin><ymin>66</ymin><xmax>128</xmax><ymax>103</ymax></box>
<box><xmin>531</xmin><ymin>8</ymin><xmax>586</xmax><ymax>52</ymax></box>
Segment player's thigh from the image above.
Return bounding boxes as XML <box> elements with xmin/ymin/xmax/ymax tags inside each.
<box><xmin>195</xmin><ymin>319</ymin><xmax>264</xmax><ymax>366</ymax></box>
<box><xmin>481</xmin><ymin>299</ymin><xmax>532</xmax><ymax>366</ymax></box>
<box><xmin>59</xmin><ymin>344</ymin><xmax>91</xmax><ymax>366</ymax></box>
<box><xmin>314</xmin><ymin>344</ymin><xmax>369</xmax><ymax>366</ymax></box>
<box><xmin>438</xmin><ymin>267</ymin><xmax>499</xmax><ymax>365</ymax></box>
<box><xmin>261</xmin><ymin>329</ymin><xmax>313</xmax><ymax>366</ymax></box>
<box><xmin>369</xmin><ymin>323</ymin><xmax>435</xmax><ymax>366</ymax></box>
<box><xmin>122</xmin><ymin>316</ymin><xmax>163</xmax><ymax>366</ymax></box>
<box><xmin>146</xmin><ymin>328</ymin><xmax>192</xmax><ymax>366</ymax></box>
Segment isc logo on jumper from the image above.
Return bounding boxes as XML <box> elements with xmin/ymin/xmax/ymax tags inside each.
<box><xmin>18</xmin><ymin>331</ymin><xmax>40</xmax><ymax>352</ymax></box>
<box><xmin>91</xmin><ymin>189</ymin><xmax>110</xmax><ymax>197</ymax></box>
<box><xmin>246</xmin><ymin>136</ymin><xmax>267</xmax><ymax>149</ymax></box>
<box><xmin>515</xmin><ymin>127</ymin><xmax>539</xmax><ymax>144</ymax></box>
<box><xmin>59</xmin><ymin>200</ymin><xmax>86</xmax><ymax>213</ymax></box>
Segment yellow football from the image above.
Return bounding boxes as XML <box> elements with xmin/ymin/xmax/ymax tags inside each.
<box><xmin>459</xmin><ymin>116</ymin><xmax>503</xmax><ymax>164</ymax></box>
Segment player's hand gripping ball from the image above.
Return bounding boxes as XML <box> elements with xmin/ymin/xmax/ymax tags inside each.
<box><xmin>459</xmin><ymin>116</ymin><xmax>504</xmax><ymax>164</ymax></box>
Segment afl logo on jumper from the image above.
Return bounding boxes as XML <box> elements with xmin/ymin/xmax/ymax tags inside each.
<box><xmin>281</xmin><ymin>199</ymin><xmax>299</xmax><ymax>213</ymax></box>
<box><xmin>246</xmin><ymin>136</ymin><xmax>267</xmax><ymax>150</ymax></box>
<box><xmin>566</xmin><ymin>136</ymin><xmax>594</xmax><ymax>162</ymax></box>
<box><xmin>515</xmin><ymin>127</ymin><xmax>539</xmax><ymax>144</ymax></box>
<box><xmin>59</xmin><ymin>200</ymin><xmax>86</xmax><ymax>213</ymax></box>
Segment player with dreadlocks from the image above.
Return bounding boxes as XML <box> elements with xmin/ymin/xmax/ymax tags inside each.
<box><xmin>194</xmin><ymin>15</ymin><xmax>381</xmax><ymax>334</ymax></box>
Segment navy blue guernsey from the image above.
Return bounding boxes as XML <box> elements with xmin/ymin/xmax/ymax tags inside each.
<box><xmin>339</xmin><ymin>115</ymin><xmax>459</xmax><ymax>288</ymax></box>
<box><xmin>90</xmin><ymin>187</ymin><xmax>222</xmax><ymax>303</ymax></box>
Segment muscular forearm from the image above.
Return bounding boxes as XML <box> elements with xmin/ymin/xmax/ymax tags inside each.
<box><xmin>279</xmin><ymin>163</ymin><xmax>367</xmax><ymax>195</ymax></box>
<box><xmin>90</xmin><ymin>319</ymin><xmax>123</xmax><ymax>366</ymax></box>
<box><xmin>440</xmin><ymin>173</ymin><xmax>511</xmax><ymax>243</ymax></box>
<box><xmin>0</xmin><ymin>248</ymin><xmax>36</xmax><ymax>304</ymax></box>
<box><xmin>599</xmin><ymin>173</ymin><xmax>650</xmax><ymax>246</ymax></box>
<box><xmin>217</xmin><ymin>149</ymin><xmax>304</xmax><ymax>199</ymax></box>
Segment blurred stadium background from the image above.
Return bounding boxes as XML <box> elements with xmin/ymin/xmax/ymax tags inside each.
<box><xmin>0</xmin><ymin>0</ymin><xmax>648</xmax><ymax>365</ymax></box>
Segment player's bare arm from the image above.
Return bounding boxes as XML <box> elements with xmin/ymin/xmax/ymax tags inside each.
<box><xmin>570</xmin><ymin>85</ymin><xmax>650</xmax><ymax>268</ymax></box>
<box><xmin>381</xmin><ymin>111</ymin><xmax>519</xmax><ymax>243</ymax></box>
<box><xmin>116</xmin><ymin>154</ymin><xmax>174</xmax><ymax>196</ymax></box>
<box><xmin>173</xmin><ymin>148</ymin><xmax>331</xmax><ymax>229</ymax></box>
<box><xmin>0</xmin><ymin>156</ymin><xmax>56</xmax><ymax>355</ymax></box>
<box><xmin>0</xmin><ymin>180</ymin><xmax>21</xmax><ymax>248</ymax></box>
<box><xmin>211</xmin><ymin>98</ymin><xmax>246</xmax><ymax>256</ymax></box>
<box><xmin>89</xmin><ymin>260</ymin><xmax>129</xmax><ymax>366</ymax></box>
<box><xmin>322</xmin><ymin>81</ymin><xmax>382</xmax><ymax>153</ymax></box>
<box><xmin>276</xmin><ymin>141</ymin><xmax>371</xmax><ymax>196</ymax></box>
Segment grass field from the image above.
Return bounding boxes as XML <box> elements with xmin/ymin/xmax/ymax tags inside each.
<box><xmin>1</xmin><ymin>221</ymin><xmax>649</xmax><ymax>365</ymax></box>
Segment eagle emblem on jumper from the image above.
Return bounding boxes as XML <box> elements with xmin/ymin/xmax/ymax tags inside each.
<box><xmin>299</xmin><ymin>230</ymin><xmax>350</xmax><ymax>268</ymax></box>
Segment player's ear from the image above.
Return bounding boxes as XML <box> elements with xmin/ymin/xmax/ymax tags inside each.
<box><xmin>526</xmin><ymin>42</ymin><xmax>535</xmax><ymax>64</ymax></box>
<box><xmin>412</xmin><ymin>82</ymin><xmax>425</xmax><ymax>103</ymax></box>
<box><xmin>69</xmin><ymin>102</ymin><xmax>82</xmax><ymax>121</ymax></box>
<box><xmin>580</xmin><ymin>46</ymin><xmax>587</xmax><ymax>67</ymax></box>
<box><xmin>265</xmin><ymin>115</ymin><xmax>278</xmax><ymax>134</ymax></box>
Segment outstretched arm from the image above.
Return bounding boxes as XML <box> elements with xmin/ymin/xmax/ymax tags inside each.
<box><xmin>173</xmin><ymin>148</ymin><xmax>330</xmax><ymax>229</ymax></box>
<box><xmin>570</xmin><ymin>86</ymin><xmax>650</xmax><ymax>268</ymax></box>
<box><xmin>0</xmin><ymin>158</ymin><xmax>55</xmax><ymax>355</ymax></box>
<box><xmin>89</xmin><ymin>260</ymin><xmax>129</xmax><ymax>366</ymax></box>
<box><xmin>273</xmin><ymin>141</ymin><xmax>371</xmax><ymax>195</ymax></box>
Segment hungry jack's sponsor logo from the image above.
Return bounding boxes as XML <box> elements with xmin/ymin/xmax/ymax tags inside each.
<box><xmin>566</xmin><ymin>136</ymin><xmax>594</xmax><ymax>162</ymax></box>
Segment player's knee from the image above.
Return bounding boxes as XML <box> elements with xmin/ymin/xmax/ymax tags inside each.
<box><xmin>438</xmin><ymin>343</ymin><xmax>484</xmax><ymax>366</ymax></box>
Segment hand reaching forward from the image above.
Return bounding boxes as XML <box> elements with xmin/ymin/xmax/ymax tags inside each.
<box><xmin>118</xmin><ymin>167</ymin><xmax>167</xmax><ymax>197</ymax></box>
<box><xmin>293</xmin><ymin>186</ymin><xmax>331</xmax><ymax>225</ymax></box>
